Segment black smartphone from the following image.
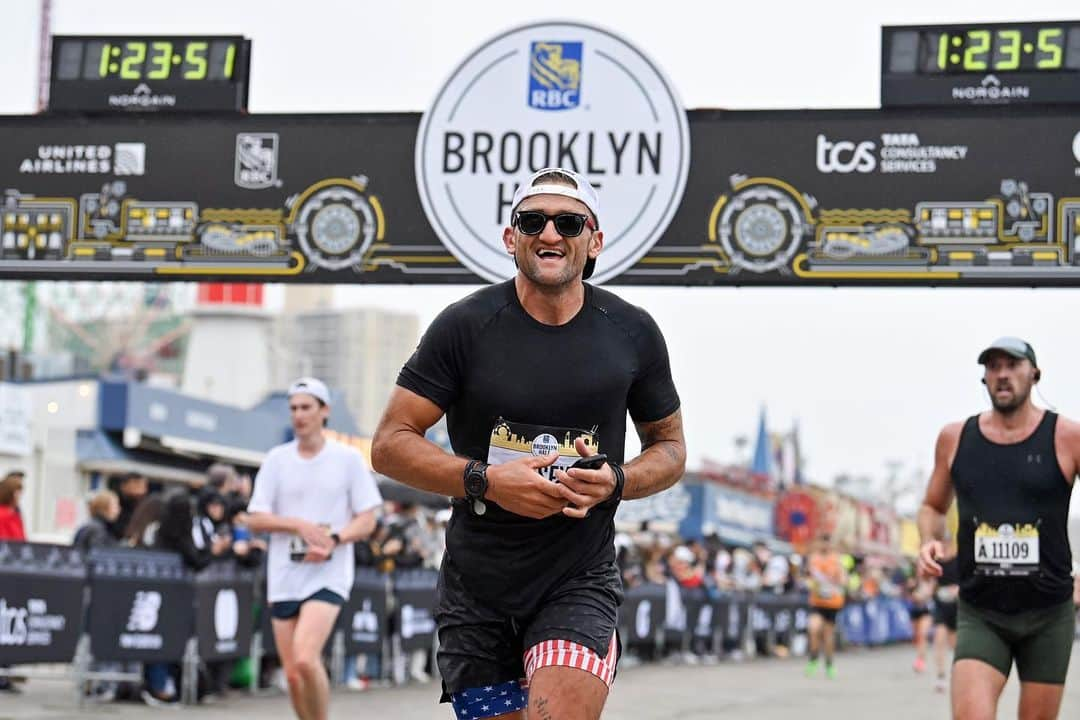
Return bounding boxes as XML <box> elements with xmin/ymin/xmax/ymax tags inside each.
<box><xmin>570</xmin><ymin>453</ymin><xmax>608</xmax><ymax>471</ymax></box>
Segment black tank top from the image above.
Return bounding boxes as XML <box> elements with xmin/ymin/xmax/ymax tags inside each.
<box><xmin>952</xmin><ymin>411</ymin><xmax>1074</xmax><ymax>613</ymax></box>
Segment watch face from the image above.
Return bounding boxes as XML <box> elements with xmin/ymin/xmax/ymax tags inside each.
<box><xmin>465</xmin><ymin>464</ymin><xmax>487</xmax><ymax>498</ymax></box>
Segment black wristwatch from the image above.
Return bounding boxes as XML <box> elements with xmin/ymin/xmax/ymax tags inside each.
<box><xmin>463</xmin><ymin>460</ymin><xmax>489</xmax><ymax>516</ymax></box>
<box><xmin>330</xmin><ymin>532</ymin><xmax>341</xmax><ymax>546</ymax></box>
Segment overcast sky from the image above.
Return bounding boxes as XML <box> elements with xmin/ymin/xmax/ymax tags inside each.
<box><xmin>4</xmin><ymin>0</ymin><xmax>1080</xmax><ymax>503</ymax></box>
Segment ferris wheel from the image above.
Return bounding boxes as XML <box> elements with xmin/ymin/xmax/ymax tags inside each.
<box><xmin>0</xmin><ymin>280</ymin><xmax>195</xmax><ymax>372</ymax></box>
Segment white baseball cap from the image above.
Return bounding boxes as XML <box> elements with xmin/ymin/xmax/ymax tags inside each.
<box><xmin>672</xmin><ymin>545</ymin><xmax>695</xmax><ymax>564</ymax></box>
<box><xmin>511</xmin><ymin>167</ymin><xmax>601</xmax><ymax>223</ymax></box>
<box><xmin>511</xmin><ymin>167</ymin><xmax>602</xmax><ymax>278</ymax></box>
<box><xmin>287</xmin><ymin>377</ymin><xmax>331</xmax><ymax>406</ymax></box>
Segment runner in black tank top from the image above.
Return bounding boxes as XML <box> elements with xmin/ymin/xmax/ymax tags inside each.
<box><xmin>916</xmin><ymin>337</ymin><xmax>1080</xmax><ymax>720</ymax></box>
<box><xmin>952</xmin><ymin>411</ymin><xmax>1073</xmax><ymax>612</ymax></box>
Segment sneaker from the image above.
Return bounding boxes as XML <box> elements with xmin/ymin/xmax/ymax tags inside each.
<box><xmin>804</xmin><ymin>659</ymin><xmax>819</xmax><ymax>677</ymax></box>
<box><xmin>934</xmin><ymin>676</ymin><xmax>947</xmax><ymax>694</ymax></box>
<box><xmin>347</xmin><ymin>676</ymin><xmax>371</xmax><ymax>692</ymax></box>
<box><xmin>913</xmin><ymin>656</ymin><xmax>926</xmax><ymax>673</ymax></box>
<box><xmin>825</xmin><ymin>664</ymin><xmax>837</xmax><ymax>680</ymax></box>
<box><xmin>141</xmin><ymin>689</ymin><xmax>180</xmax><ymax>709</ymax></box>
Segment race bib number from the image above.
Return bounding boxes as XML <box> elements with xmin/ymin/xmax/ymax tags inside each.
<box><xmin>974</xmin><ymin>522</ymin><xmax>1039</xmax><ymax>577</ymax></box>
<box><xmin>289</xmin><ymin>523</ymin><xmax>331</xmax><ymax>562</ymax></box>
<box><xmin>486</xmin><ymin>418</ymin><xmax>598</xmax><ymax>482</ymax></box>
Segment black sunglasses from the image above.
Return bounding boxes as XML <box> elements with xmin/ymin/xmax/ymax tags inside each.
<box><xmin>513</xmin><ymin>211</ymin><xmax>597</xmax><ymax>237</ymax></box>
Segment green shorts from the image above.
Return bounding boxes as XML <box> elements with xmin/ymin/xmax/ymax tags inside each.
<box><xmin>955</xmin><ymin>598</ymin><xmax>1077</xmax><ymax>684</ymax></box>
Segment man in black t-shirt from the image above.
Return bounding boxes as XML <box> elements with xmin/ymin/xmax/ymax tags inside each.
<box><xmin>917</xmin><ymin>338</ymin><xmax>1080</xmax><ymax>719</ymax></box>
<box><xmin>372</xmin><ymin>167</ymin><xmax>685</xmax><ymax>720</ymax></box>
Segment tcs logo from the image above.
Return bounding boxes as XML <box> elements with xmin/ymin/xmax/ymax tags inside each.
<box><xmin>815</xmin><ymin>134</ymin><xmax>876</xmax><ymax>174</ymax></box>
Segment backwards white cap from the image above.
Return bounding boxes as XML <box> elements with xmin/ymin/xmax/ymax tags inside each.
<box><xmin>510</xmin><ymin>167</ymin><xmax>600</xmax><ymax>225</ymax></box>
<box><xmin>287</xmin><ymin>377</ymin><xmax>331</xmax><ymax>406</ymax></box>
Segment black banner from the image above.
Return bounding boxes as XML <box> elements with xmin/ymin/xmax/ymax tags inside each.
<box><xmin>393</xmin><ymin>569</ymin><xmax>438</xmax><ymax>653</ymax></box>
<box><xmin>0</xmin><ymin>542</ymin><xmax>85</xmax><ymax>664</ymax></box>
<box><xmin>340</xmin><ymin>568</ymin><xmax>388</xmax><ymax>655</ymax></box>
<box><xmin>683</xmin><ymin>591</ymin><xmax>729</xmax><ymax>640</ymax></box>
<box><xmin>620</xmin><ymin>583</ymin><xmax>666</xmax><ymax>644</ymax></box>
<box><xmin>193</xmin><ymin>562</ymin><xmax>255</xmax><ymax>661</ymax></box>
<box><xmin>87</xmin><ymin>547</ymin><xmax>193</xmax><ymax>662</ymax></box>
<box><xmin>724</xmin><ymin>593</ymin><xmax>749</xmax><ymax>642</ymax></box>
<box><xmin>748</xmin><ymin>593</ymin><xmax>809</xmax><ymax>645</ymax></box>
<box><xmin>4</xmin><ymin>108</ymin><xmax>1080</xmax><ymax>285</ymax></box>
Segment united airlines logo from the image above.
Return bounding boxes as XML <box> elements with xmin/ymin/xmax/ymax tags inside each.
<box><xmin>528</xmin><ymin>42</ymin><xmax>582</xmax><ymax>110</ymax></box>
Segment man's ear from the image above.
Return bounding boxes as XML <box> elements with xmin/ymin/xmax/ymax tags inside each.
<box><xmin>589</xmin><ymin>229</ymin><xmax>604</xmax><ymax>258</ymax></box>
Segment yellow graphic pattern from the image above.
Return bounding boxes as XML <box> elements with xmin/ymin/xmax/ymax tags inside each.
<box><xmin>489</xmin><ymin>420</ymin><xmax>597</xmax><ymax>458</ymax></box>
<box><xmin>975</xmin><ymin>522</ymin><xmax>1039</xmax><ymax>539</ymax></box>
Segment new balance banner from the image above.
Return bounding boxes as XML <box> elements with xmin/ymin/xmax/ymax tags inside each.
<box><xmin>86</xmin><ymin>548</ymin><xmax>193</xmax><ymax>662</ymax></box>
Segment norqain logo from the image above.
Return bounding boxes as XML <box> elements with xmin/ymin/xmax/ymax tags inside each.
<box><xmin>415</xmin><ymin>21</ymin><xmax>690</xmax><ymax>284</ymax></box>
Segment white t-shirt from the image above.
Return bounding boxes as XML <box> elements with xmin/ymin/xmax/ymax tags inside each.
<box><xmin>247</xmin><ymin>439</ymin><xmax>382</xmax><ymax>603</ymax></box>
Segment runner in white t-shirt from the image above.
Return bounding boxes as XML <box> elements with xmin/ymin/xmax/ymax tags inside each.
<box><xmin>246</xmin><ymin>377</ymin><xmax>382</xmax><ymax>720</ymax></box>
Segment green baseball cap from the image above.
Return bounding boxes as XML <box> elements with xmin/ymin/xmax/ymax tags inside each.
<box><xmin>977</xmin><ymin>336</ymin><xmax>1037</xmax><ymax>367</ymax></box>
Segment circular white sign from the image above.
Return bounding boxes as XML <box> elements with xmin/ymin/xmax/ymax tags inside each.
<box><xmin>416</xmin><ymin>21</ymin><xmax>690</xmax><ymax>284</ymax></box>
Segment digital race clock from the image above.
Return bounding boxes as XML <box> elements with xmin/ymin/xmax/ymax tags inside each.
<box><xmin>48</xmin><ymin>36</ymin><xmax>251</xmax><ymax>113</ymax></box>
<box><xmin>882</xmin><ymin>22</ymin><xmax>1080</xmax><ymax>107</ymax></box>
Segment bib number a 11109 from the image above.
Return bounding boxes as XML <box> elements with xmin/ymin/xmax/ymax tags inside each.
<box><xmin>974</xmin><ymin>522</ymin><xmax>1039</xmax><ymax>577</ymax></box>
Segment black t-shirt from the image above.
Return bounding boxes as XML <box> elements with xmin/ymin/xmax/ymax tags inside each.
<box><xmin>397</xmin><ymin>280</ymin><xmax>680</xmax><ymax>616</ymax></box>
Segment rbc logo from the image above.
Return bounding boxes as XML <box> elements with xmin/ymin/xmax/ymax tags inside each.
<box><xmin>528</xmin><ymin>42</ymin><xmax>582</xmax><ymax>110</ymax></box>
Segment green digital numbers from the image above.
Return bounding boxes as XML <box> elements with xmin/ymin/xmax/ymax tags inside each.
<box><xmin>937</xmin><ymin>33</ymin><xmax>949</xmax><ymax>71</ymax></box>
<box><xmin>184</xmin><ymin>41</ymin><xmax>208</xmax><ymax>80</ymax></box>
<box><xmin>119</xmin><ymin>41</ymin><xmax>146</xmax><ymax>80</ymax></box>
<box><xmin>1037</xmin><ymin>28</ymin><xmax>1063</xmax><ymax>69</ymax></box>
<box><xmin>964</xmin><ymin>30</ymin><xmax>990</xmax><ymax>70</ymax></box>
<box><xmin>147</xmin><ymin>41</ymin><xmax>172</xmax><ymax>80</ymax></box>
<box><xmin>928</xmin><ymin>25</ymin><xmax>1071</xmax><ymax>74</ymax></box>
<box><xmin>98</xmin><ymin>43</ymin><xmax>112</xmax><ymax>78</ymax></box>
<box><xmin>223</xmin><ymin>43</ymin><xmax>236</xmax><ymax>79</ymax></box>
<box><xmin>995</xmin><ymin>29</ymin><xmax>1021</xmax><ymax>70</ymax></box>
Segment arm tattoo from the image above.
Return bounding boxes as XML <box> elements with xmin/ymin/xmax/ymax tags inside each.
<box><xmin>625</xmin><ymin>410</ymin><xmax>686</xmax><ymax>499</ymax></box>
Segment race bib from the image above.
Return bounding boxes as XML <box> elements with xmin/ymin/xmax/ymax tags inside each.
<box><xmin>289</xmin><ymin>523</ymin><xmax>331</xmax><ymax>562</ymax></box>
<box><xmin>486</xmin><ymin>418</ymin><xmax>598</xmax><ymax>482</ymax></box>
<box><xmin>974</xmin><ymin>522</ymin><xmax>1039</xmax><ymax>577</ymax></box>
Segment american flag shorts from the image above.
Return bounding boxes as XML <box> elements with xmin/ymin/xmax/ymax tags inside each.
<box><xmin>449</xmin><ymin>680</ymin><xmax>528</xmax><ymax>720</ymax></box>
<box><xmin>449</xmin><ymin>633</ymin><xmax>619</xmax><ymax>720</ymax></box>
<box><xmin>523</xmin><ymin>632</ymin><xmax>619</xmax><ymax>687</ymax></box>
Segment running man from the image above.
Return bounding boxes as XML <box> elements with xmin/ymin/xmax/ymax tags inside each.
<box><xmin>372</xmin><ymin>167</ymin><xmax>686</xmax><ymax>720</ymax></box>
<box><xmin>932</xmin><ymin>545</ymin><xmax>960</xmax><ymax>694</ymax></box>
<box><xmin>805</xmin><ymin>534</ymin><xmax>847</xmax><ymax>679</ymax></box>
<box><xmin>908</xmin><ymin>570</ymin><xmax>935</xmax><ymax>674</ymax></box>
<box><xmin>246</xmin><ymin>378</ymin><xmax>382</xmax><ymax>720</ymax></box>
<box><xmin>918</xmin><ymin>337</ymin><xmax>1080</xmax><ymax>720</ymax></box>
